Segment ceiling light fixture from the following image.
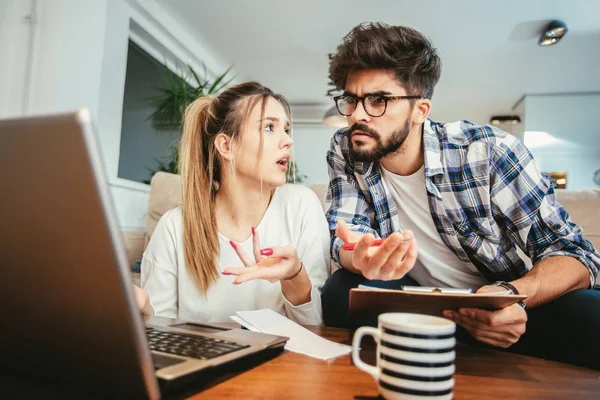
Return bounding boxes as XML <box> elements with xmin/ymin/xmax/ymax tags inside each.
<box><xmin>490</xmin><ymin>115</ymin><xmax>521</xmax><ymax>125</ymax></box>
<box><xmin>538</xmin><ymin>20</ymin><xmax>568</xmax><ymax>47</ymax></box>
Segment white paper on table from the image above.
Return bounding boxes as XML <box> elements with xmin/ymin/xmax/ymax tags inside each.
<box><xmin>235</xmin><ymin>309</ymin><xmax>351</xmax><ymax>360</ymax></box>
<box><xmin>229</xmin><ymin>315</ymin><xmax>261</xmax><ymax>332</ymax></box>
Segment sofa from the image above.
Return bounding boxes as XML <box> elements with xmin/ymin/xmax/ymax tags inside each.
<box><xmin>124</xmin><ymin>172</ymin><xmax>600</xmax><ymax>283</ymax></box>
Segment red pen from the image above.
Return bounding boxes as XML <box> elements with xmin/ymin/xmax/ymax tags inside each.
<box><xmin>342</xmin><ymin>237</ymin><xmax>411</xmax><ymax>251</ymax></box>
<box><xmin>342</xmin><ymin>238</ymin><xmax>385</xmax><ymax>251</ymax></box>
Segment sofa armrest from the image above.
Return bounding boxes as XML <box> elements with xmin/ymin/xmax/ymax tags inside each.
<box><xmin>122</xmin><ymin>230</ymin><xmax>146</xmax><ymax>268</ymax></box>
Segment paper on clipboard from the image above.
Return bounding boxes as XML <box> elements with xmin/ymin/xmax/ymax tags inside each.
<box><xmin>349</xmin><ymin>287</ymin><xmax>527</xmax><ymax>322</ymax></box>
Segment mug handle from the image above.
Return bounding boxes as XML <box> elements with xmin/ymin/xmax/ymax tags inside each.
<box><xmin>352</xmin><ymin>326</ymin><xmax>380</xmax><ymax>379</ymax></box>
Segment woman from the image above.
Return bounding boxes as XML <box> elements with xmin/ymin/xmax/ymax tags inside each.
<box><xmin>136</xmin><ymin>82</ymin><xmax>329</xmax><ymax>325</ymax></box>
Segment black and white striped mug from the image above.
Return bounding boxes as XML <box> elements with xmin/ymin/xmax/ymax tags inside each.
<box><xmin>352</xmin><ymin>313</ymin><xmax>456</xmax><ymax>400</ymax></box>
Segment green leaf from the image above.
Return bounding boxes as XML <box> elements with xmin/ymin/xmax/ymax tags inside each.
<box><xmin>208</xmin><ymin>65</ymin><xmax>234</xmax><ymax>94</ymax></box>
<box><xmin>189</xmin><ymin>65</ymin><xmax>203</xmax><ymax>87</ymax></box>
<box><xmin>213</xmin><ymin>75</ymin><xmax>236</xmax><ymax>94</ymax></box>
<box><xmin>143</xmin><ymin>60</ymin><xmax>233</xmax><ymax>179</ymax></box>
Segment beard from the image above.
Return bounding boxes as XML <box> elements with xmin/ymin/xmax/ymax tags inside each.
<box><xmin>348</xmin><ymin>118</ymin><xmax>411</xmax><ymax>163</ymax></box>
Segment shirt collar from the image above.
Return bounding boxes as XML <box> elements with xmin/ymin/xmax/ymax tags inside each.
<box><xmin>422</xmin><ymin>119</ymin><xmax>446</xmax><ymax>178</ymax></box>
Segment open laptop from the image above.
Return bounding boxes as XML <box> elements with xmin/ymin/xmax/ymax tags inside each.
<box><xmin>0</xmin><ymin>110</ymin><xmax>288</xmax><ymax>399</ymax></box>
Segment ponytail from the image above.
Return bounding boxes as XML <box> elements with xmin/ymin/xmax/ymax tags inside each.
<box><xmin>179</xmin><ymin>97</ymin><xmax>219</xmax><ymax>295</ymax></box>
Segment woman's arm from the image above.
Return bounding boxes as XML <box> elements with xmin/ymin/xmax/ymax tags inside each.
<box><xmin>133</xmin><ymin>284</ymin><xmax>154</xmax><ymax>315</ymax></box>
<box><xmin>223</xmin><ymin>187</ymin><xmax>330</xmax><ymax>325</ymax></box>
<box><xmin>280</xmin><ymin>260</ymin><xmax>312</xmax><ymax>305</ymax></box>
<box><xmin>282</xmin><ymin>187</ymin><xmax>330</xmax><ymax>325</ymax></box>
<box><xmin>140</xmin><ymin>209</ymin><xmax>180</xmax><ymax>318</ymax></box>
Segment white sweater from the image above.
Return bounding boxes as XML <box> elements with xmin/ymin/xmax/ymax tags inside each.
<box><xmin>141</xmin><ymin>184</ymin><xmax>330</xmax><ymax>325</ymax></box>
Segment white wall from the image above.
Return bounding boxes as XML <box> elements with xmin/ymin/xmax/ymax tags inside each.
<box><xmin>523</xmin><ymin>94</ymin><xmax>600</xmax><ymax>190</ymax></box>
<box><xmin>531</xmin><ymin>153</ymin><xmax>599</xmax><ymax>190</ymax></box>
<box><xmin>0</xmin><ymin>0</ymin><xmax>34</xmax><ymax>118</ymax></box>
<box><xmin>0</xmin><ymin>0</ymin><xmax>228</xmax><ymax>230</ymax></box>
<box><xmin>511</xmin><ymin>96</ymin><xmax>526</xmax><ymax>141</ymax></box>
<box><xmin>292</xmin><ymin>123</ymin><xmax>339</xmax><ymax>185</ymax></box>
<box><xmin>0</xmin><ymin>0</ymin><xmax>107</xmax><ymax>119</ymax></box>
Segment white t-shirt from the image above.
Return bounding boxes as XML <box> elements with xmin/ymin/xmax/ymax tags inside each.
<box><xmin>141</xmin><ymin>184</ymin><xmax>330</xmax><ymax>325</ymax></box>
<box><xmin>381</xmin><ymin>166</ymin><xmax>488</xmax><ymax>290</ymax></box>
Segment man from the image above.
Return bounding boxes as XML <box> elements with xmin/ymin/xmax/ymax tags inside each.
<box><xmin>321</xmin><ymin>22</ymin><xmax>600</xmax><ymax>369</ymax></box>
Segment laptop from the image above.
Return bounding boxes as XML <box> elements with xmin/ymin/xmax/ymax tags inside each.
<box><xmin>0</xmin><ymin>110</ymin><xmax>288</xmax><ymax>399</ymax></box>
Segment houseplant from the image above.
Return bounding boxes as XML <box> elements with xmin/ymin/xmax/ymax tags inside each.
<box><xmin>147</xmin><ymin>63</ymin><xmax>234</xmax><ymax>132</ymax></box>
<box><xmin>143</xmin><ymin>64</ymin><xmax>233</xmax><ymax>182</ymax></box>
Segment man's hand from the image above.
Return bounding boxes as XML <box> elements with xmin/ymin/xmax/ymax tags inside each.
<box><xmin>443</xmin><ymin>285</ymin><xmax>527</xmax><ymax>348</ymax></box>
<box><xmin>336</xmin><ymin>220</ymin><xmax>418</xmax><ymax>281</ymax></box>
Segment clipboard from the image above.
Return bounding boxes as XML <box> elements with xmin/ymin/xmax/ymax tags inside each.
<box><xmin>349</xmin><ymin>288</ymin><xmax>527</xmax><ymax>321</ymax></box>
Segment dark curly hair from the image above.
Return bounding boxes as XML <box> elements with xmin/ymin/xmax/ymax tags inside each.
<box><xmin>329</xmin><ymin>22</ymin><xmax>442</xmax><ymax>99</ymax></box>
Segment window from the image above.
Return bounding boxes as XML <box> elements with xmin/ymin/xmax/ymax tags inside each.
<box><xmin>118</xmin><ymin>40</ymin><xmax>182</xmax><ymax>184</ymax></box>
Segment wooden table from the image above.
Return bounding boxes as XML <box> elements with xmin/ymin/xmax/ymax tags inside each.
<box><xmin>187</xmin><ymin>326</ymin><xmax>600</xmax><ymax>400</ymax></box>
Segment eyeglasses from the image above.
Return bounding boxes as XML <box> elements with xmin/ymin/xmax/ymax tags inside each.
<box><xmin>333</xmin><ymin>94</ymin><xmax>423</xmax><ymax>118</ymax></box>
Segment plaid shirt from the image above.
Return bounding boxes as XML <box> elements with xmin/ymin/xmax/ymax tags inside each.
<box><xmin>325</xmin><ymin>119</ymin><xmax>600</xmax><ymax>287</ymax></box>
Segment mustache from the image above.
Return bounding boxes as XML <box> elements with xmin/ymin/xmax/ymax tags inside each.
<box><xmin>349</xmin><ymin>123</ymin><xmax>381</xmax><ymax>139</ymax></box>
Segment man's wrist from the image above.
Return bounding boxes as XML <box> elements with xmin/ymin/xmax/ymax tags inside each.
<box><xmin>339</xmin><ymin>247</ymin><xmax>360</xmax><ymax>274</ymax></box>
<box><xmin>492</xmin><ymin>281</ymin><xmax>527</xmax><ymax>309</ymax></box>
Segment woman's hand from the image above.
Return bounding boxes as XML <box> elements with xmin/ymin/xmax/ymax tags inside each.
<box><xmin>223</xmin><ymin>229</ymin><xmax>302</xmax><ymax>284</ymax></box>
<box><xmin>132</xmin><ymin>284</ymin><xmax>154</xmax><ymax>315</ymax></box>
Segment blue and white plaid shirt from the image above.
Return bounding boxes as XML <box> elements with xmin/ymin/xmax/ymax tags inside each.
<box><xmin>325</xmin><ymin>119</ymin><xmax>600</xmax><ymax>287</ymax></box>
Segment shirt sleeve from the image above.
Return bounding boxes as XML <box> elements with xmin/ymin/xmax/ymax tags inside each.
<box><xmin>140</xmin><ymin>210</ymin><xmax>179</xmax><ymax>318</ymax></box>
<box><xmin>282</xmin><ymin>187</ymin><xmax>331</xmax><ymax>325</ymax></box>
<box><xmin>324</xmin><ymin>130</ymin><xmax>380</xmax><ymax>267</ymax></box>
<box><xmin>489</xmin><ymin>135</ymin><xmax>600</xmax><ymax>288</ymax></box>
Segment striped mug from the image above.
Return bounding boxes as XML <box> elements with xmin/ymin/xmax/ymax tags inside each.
<box><xmin>352</xmin><ymin>313</ymin><xmax>456</xmax><ymax>400</ymax></box>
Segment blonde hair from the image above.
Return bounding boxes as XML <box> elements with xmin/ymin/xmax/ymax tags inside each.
<box><xmin>179</xmin><ymin>82</ymin><xmax>291</xmax><ymax>294</ymax></box>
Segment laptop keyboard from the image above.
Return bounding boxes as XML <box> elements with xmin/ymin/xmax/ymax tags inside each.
<box><xmin>146</xmin><ymin>327</ymin><xmax>250</xmax><ymax>361</ymax></box>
